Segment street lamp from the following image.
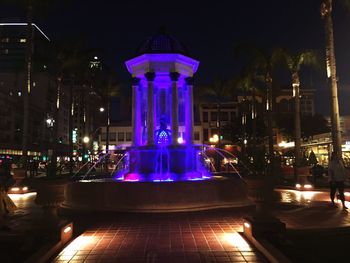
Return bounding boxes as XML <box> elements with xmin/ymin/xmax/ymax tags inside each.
<box><xmin>82</xmin><ymin>136</ymin><xmax>90</xmax><ymax>163</ymax></box>
<box><xmin>83</xmin><ymin>136</ymin><xmax>90</xmax><ymax>144</ymax></box>
<box><xmin>209</xmin><ymin>134</ymin><xmax>219</xmax><ymax>144</ymax></box>
<box><xmin>46</xmin><ymin>117</ymin><xmax>54</xmax><ymax>127</ymax></box>
<box><xmin>99</xmin><ymin>107</ymin><xmax>105</xmax><ymax>112</ymax></box>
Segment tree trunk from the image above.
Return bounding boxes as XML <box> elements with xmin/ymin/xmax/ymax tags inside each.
<box><xmin>216</xmin><ymin>103</ymin><xmax>221</xmax><ymax>171</ymax></box>
<box><xmin>105</xmin><ymin>78</ymin><xmax>111</xmax><ymax>172</ymax></box>
<box><xmin>49</xmin><ymin>77</ymin><xmax>61</xmax><ymax>177</ymax></box>
<box><xmin>242</xmin><ymin>95</ymin><xmax>247</xmax><ymax>157</ymax></box>
<box><xmin>69</xmin><ymin>83</ymin><xmax>74</xmax><ymax>176</ymax></box>
<box><xmin>266</xmin><ymin>73</ymin><xmax>274</xmax><ymax>176</ymax></box>
<box><xmin>321</xmin><ymin>0</ymin><xmax>342</xmax><ymax>158</ymax></box>
<box><xmin>22</xmin><ymin>2</ymin><xmax>33</xmax><ymax>173</ymax></box>
<box><xmin>293</xmin><ymin>72</ymin><xmax>302</xmax><ymax>182</ymax></box>
<box><xmin>82</xmin><ymin>86</ymin><xmax>87</xmax><ymax>163</ymax></box>
<box><xmin>252</xmin><ymin>88</ymin><xmax>257</xmax><ymax>153</ymax></box>
<box><xmin>252</xmin><ymin>88</ymin><xmax>257</xmax><ymax>175</ymax></box>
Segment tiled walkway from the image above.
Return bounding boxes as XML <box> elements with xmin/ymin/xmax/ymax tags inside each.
<box><xmin>8</xmin><ymin>188</ymin><xmax>350</xmax><ymax>262</ymax></box>
<box><xmin>54</xmin><ymin>213</ymin><xmax>267</xmax><ymax>262</ymax></box>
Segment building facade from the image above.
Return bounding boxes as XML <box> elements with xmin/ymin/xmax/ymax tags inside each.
<box><xmin>0</xmin><ymin>23</ymin><xmax>70</xmax><ymax>158</ymax></box>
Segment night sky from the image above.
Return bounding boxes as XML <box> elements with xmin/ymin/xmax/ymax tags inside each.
<box><xmin>1</xmin><ymin>0</ymin><xmax>350</xmax><ymax>115</ymax></box>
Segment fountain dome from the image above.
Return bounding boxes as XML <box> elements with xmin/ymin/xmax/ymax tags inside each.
<box><xmin>136</xmin><ymin>28</ymin><xmax>189</xmax><ymax>55</ymax></box>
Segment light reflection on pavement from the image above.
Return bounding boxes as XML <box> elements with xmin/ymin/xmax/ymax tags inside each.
<box><xmin>276</xmin><ymin>189</ymin><xmax>350</xmax><ymax>207</ymax></box>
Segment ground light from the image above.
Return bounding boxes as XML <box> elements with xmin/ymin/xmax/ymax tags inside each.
<box><xmin>295</xmin><ymin>183</ymin><xmax>313</xmax><ymax>190</ymax></box>
<box><xmin>8</xmin><ymin>192</ymin><xmax>36</xmax><ymax>201</ymax></box>
<box><xmin>8</xmin><ymin>186</ymin><xmax>29</xmax><ymax>194</ymax></box>
<box><xmin>61</xmin><ymin>223</ymin><xmax>74</xmax><ymax>246</ymax></box>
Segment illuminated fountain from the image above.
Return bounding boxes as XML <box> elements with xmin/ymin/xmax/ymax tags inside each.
<box><xmin>117</xmin><ymin>38</ymin><xmax>209</xmax><ymax>182</ymax></box>
<box><xmin>63</xmin><ymin>30</ymin><xmax>250</xmax><ymax>212</ymax></box>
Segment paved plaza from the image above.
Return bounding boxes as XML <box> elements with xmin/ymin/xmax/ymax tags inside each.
<box><xmin>2</xmin><ymin>188</ymin><xmax>350</xmax><ymax>262</ymax></box>
<box><xmin>54</xmin><ymin>212</ymin><xmax>266</xmax><ymax>263</ymax></box>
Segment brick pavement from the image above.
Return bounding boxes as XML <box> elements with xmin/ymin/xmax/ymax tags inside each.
<box><xmin>7</xmin><ymin>189</ymin><xmax>350</xmax><ymax>262</ymax></box>
<box><xmin>54</xmin><ymin>212</ymin><xmax>268</xmax><ymax>263</ymax></box>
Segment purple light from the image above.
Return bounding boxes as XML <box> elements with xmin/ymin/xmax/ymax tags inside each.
<box><xmin>125</xmin><ymin>54</ymin><xmax>199</xmax><ymax>75</ymax></box>
<box><xmin>124</xmin><ymin>173</ymin><xmax>142</xmax><ymax>182</ymax></box>
<box><xmin>108</xmin><ymin>50</ymin><xmax>213</xmax><ymax>183</ymax></box>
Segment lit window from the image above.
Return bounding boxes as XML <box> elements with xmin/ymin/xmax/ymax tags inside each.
<box><xmin>20</xmin><ymin>38</ymin><xmax>26</xmax><ymax>43</ymax></box>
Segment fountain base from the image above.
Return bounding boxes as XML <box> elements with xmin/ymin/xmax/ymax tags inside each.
<box><xmin>120</xmin><ymin>145</ymin><xmax>210</xmax><ymax>182</ymax></box>
<box><xmin>62</xmin><ymin>175</ymin><xmax>252</xmax><ymax>213</ymax></box>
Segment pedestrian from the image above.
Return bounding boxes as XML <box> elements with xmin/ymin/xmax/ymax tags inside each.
<box><xmin>311</xmin><ymin>164</ymin><xmax>324</xmax><ymax>186</ymax></box>
<box><xmin>328</xmin><ymin>152</ymin><xmax>348</xmax><ymax>210</ymax></box>
<box><xmin>0</xmin><ymin>158</ymin><xmax>17</xmax><ymax>230</ymax></box>
<box><xmin>29</xmin><ymin>160</ymin><xmax>34</xmax><ymax>177</ymax></box>
<box><xmin>34</xmin><ymin>159</ymin><xmax>39</xmax><ymax>176</ymax></box>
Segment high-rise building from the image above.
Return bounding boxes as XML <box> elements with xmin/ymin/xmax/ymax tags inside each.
<box><xmin>0</xmin><ymin>22</ymin><xmax>69</xmax><ymax>158</ymax></box>
<box><xmin>0</xmin><ymin>22</ymin><xmax>50</xmax><ymax>72</ymax></box>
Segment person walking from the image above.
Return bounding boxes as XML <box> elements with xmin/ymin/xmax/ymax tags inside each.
<box><xmin>0</xmin><ymin>158</ymin><xmax>17</xmax><ymax>230</ymax></box>
<box><xmin>328</xmin><ymin>152</ymin><xmax>348</xmax><ymax>210</ymax></box>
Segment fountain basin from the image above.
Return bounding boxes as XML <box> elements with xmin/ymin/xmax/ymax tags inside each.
<box><xmin>62</xmin><ymin>176</ymin><xmax>251</xmax><ymax>213</ymax></box>
<box><xmin>122</xmin><ymin>145</ymin><xmax>210</xmax><ymax>181</ymax></box>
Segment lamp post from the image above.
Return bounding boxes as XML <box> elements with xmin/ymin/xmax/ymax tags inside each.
<box><xmin>104</xmin><ymin>78</ymin><xmax>111</xmax><ymax>172</ymax></box>
<box><xmin>46</xmin><ymin>116</ymin><xmax>56</xmax><ymax>177</ymax></box>
<box><xmin>209</xmin><ymin>134</ymin><xmax>220</xmax><ymax>171</ymax></box>
<box><xmin>82</xmin><ymin>136</ymin><xmax>90</xmax><ymax>163</ymax></box>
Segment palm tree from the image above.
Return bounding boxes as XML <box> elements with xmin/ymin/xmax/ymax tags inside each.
<box><xmin>320</xmin><ymin>0</ymin><xmax>350</xmax><ymax>158</ymax></box>
<box><xmin>202</xmin><ymin>78</ymin><xmax>234</xmax><ymax>170</ymax></box>
<box><xmin>90</xmin><ymin>64</ymin><xmax>120</xmax><ymax>172</ymax></box>
<box><xmin>59</xmin><ymin>44</ymin><xmax>94</xmax><ymax>175</ymax></box>
<box><xmin>235</xmin><ymin>46</ymin><xmax>281</xmax><ymax>176</ymax></box>
<box><xmin>275</xmin><ymin>49</ymin><xmax>319</xmax><ymax>181</ymax></box>
<box><xmin>204</xmin><ymin>79</ymin><xmax>234</xmax><ymax>145</ymax></box>
<box><xmin>236</xmin><ymin>69</ymin><xmax>266</xmax><ymax>156</ymax></box>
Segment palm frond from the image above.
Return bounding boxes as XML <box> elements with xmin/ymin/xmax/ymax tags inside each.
<box><xmin>296</xmin><ymin>50</ymin><xmax>321</xmax><ymax>71</ymax></box>
<box><xmin>271</xmin><ymin>48</ymin><xmax>293</xmax><ymax>70</ymax></box>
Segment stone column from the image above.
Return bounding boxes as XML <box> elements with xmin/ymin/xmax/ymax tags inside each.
<box><xmin>131</xmin><ymin>77</ymin><xmax>141</xmax><ymax>146</ymax></box>
<box><xmin>170</xmin><ymin>72</ymin><xmax>180</xmax><ymax>145</ymax></box>
<box><xmin>185</xmin><ymin>77</ymin><xmax>194</xmax><ymax>144</ymax></box>
<box><xmin>145</xmin><ymin>72</ymin><xmax>156</xmax><ymax>145</ymax></box>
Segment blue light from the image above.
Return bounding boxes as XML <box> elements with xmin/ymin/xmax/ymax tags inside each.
<box><xmin>157</xmin><ymin>130</ymin><xmax>170</xmax><ymax>145</ymax></box>
<box><xmin>108</xmin><ymin>48</ymin><xmax>212</xmax><ymax>182</ymax></box>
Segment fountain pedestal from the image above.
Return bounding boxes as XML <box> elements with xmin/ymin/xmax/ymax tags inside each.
<box><xmin>62</xmin><ymin>176</ymin><xmax>252</xmax><ymax>213</ymax></box>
